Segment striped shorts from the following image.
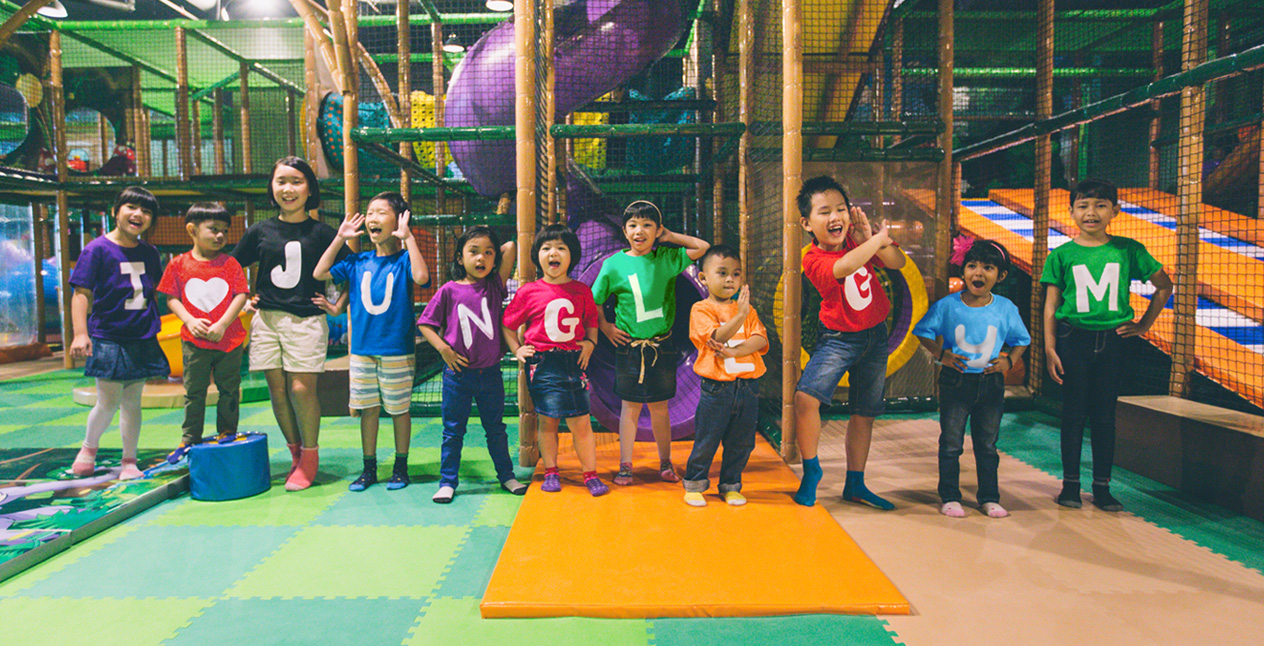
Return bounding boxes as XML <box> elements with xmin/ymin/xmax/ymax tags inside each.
<box><xmin>348</xmin><ymin>354</ymin><xmax>415</xmax><ymax>417</ymax></box>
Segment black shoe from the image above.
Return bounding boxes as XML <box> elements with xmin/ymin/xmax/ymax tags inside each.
<box><xmin>1092</xmin><ymin>486</ymin><xmax>1123</xmax><ymax>512</ymax></box>
<box><xmin>1056</xmin><ymin>482</ymin><xmax>1082</xmax><ymax>508</ymax></box>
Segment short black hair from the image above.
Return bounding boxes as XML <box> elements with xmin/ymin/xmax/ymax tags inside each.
<box><xmin>963</xmin><ymin>239</ymin><xmax>1011</xmax><ymax>277</ymax></box>
<box><xmin>796</xmin><ymin>175</ymin><xmax>850</xmax><ymax>220</ymax></box>
<box><xmin>1070</xmin><ymin>178</ymin><xmax>1118</xmax><ymax>207</ymax></box>
<box><xmin>698</xmin><ymin>243</ymin><xmax>741</xmax><ymax>271</ymax></box>
<box><xmin>622</xmin><ymin>200</ymin><xmax>663</xmax><ymax>227</ymax></box>
<box><xmin>530</xmin><ymin>223</ymin><xmax>581</xmax><ymax>276</ymax></box>
<box><xmin>268</xmin><ymin>156</ymin><xmax>321</xmax><ymax>211</ymax></box>
<box><xmin>184</xmin><ymin>202</ymin><xmax>231</xmax><ymax>226</ymax></box>
<box><xmin>367</xmin><ymin>191</ymin><xmax>409</xmax><ymax>217</ymax></box>
<box><xmin>449</xmin><ymin>225</ymin><xmax>502</xmax><ymax>281</ymax></box>
<box><xmin>113</xmin><ymin>186</ymin><xmax>159</xmax><ymax>218</ymax></box>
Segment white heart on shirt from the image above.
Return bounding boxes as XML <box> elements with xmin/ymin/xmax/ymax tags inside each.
<box><xmin>186</xmin><ymin>277</ymin><xmax>229</xmax><ymax>312</ymax></box>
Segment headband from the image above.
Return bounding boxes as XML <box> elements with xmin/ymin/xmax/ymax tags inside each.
<box><xmin>625</xmin><ymin>200</ymin><xmax>663</xmax><ymax>221</ymax></box>
<box><xmin>950</xmin><ymin>235</ymin><xmax>1010</xmax><ymax>267</ymax></box>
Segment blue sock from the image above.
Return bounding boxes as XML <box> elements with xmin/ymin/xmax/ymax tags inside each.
<box><xmin>843</xmin><ymin>470</ymin><xmax>894</xmax><ymax>510</ymax></box>
<box><xmin>793</xmin><ymin>457</ymin><xmax>823</xmax><ymax>506</ymax></box>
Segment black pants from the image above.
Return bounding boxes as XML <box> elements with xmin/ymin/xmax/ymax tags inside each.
<box><xmin>1056</xmin><ymin>321</ymin><xmax>1122</xmax><ymax>484</ymax></box>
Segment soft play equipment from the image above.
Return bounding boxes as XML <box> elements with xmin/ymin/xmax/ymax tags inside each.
<box><xmin>188</xmin><ymin>433</ymin><xmax>270</xmax><ymax>502</ymax></box>
<box><xmin>481</xmin><ymin>435</ymin><xmax>910</xmax><ymax>618</ymax></box>
<box><xmin>157</xmin><ymin>311</ymin><xmax>252</xmax><ymax>378</ymax></box>
<box><xmin>444</xmin><ymin>0</ymin><xmax>687</xmax><ymax>197</ymax></box>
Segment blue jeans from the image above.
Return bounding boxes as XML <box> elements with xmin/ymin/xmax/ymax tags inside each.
<box><xmin>937</xmin><ymin>370</ymin><xmax>1005</xmax><ymax>504</ymax></box>
<box><xmin>439</xmin><ymin>366</ymin><xmax>515</xmax><ymax>488</ymax></box>
<box><xmin>795</xmin><ymin>322</ymin><xmax>888</xmax><ymax>416</ymax></box>
<box><xmin>683</xmin><ymin>377</ymin><xmax>759</xmax><ymax>493</ymax></box>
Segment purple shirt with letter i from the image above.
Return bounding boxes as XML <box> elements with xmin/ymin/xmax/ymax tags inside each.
<box><xmin>69</xmin><ymin>237</ymin><xmax>163</xmax><ymax>341</ymax></box>
<box><xmin>417</xmin><ymin>277</ymin><xmax>507</xmax><ymax>370</ymax></box>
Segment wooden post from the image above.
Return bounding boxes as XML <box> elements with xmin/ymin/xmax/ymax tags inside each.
<box><xmin>934</xmin><ymin>0</ymin><xmax>954</xmax><ymax>302</ymax></box>
<box><xmin>1029</xmin><ymin>0</ymin><xmax>1053</xmax><ymax>395</ymax></box>
<box><xmin>190</xmin><ymin>100</ymin><xmax>202</xmax><ymax>175</ymax></box>
<box><xmin>132</xmin><ymin>65</ymin><xmax>149</xmax><ymax>177</ymax></box>
<box><xmin>398</xmin><ymin>0</ymin><xmax>412</xmax><ymax>201</ymax></box>
<box><xmin>432</xmin><ymin>22</ymin><xmax>447</xmax><ymax>277</ymax></box>
<box><xmin>304</xmin><ymin>26</ymin><xmax>320</xmax><ymax>164</ymax></box>
<box><xmin>212</xmin><ymin>88</ymin><xmax>226</xmax><ymax>174</ymax></box>
<box><xmin>50</xmin><ymin>31</ymin><xmax>74</xmax><ymax>368</ymax></box>
<box><xmin>543</xmin><ymin>0</ymin><xmax>557</xmax><ymax>226</ymax></box>
<box><xmin>737</xmin><ymin>0</ymin><xmax>752</xmax><ymax>277</ymax></box>
<box><xmin>239</xmin><ymin>61</ymin><xmax>252</xmax><ymax>174</ymax></box>
<box><xmin>712</xmin><ymin>0</ymin><xmax>725</xmax><ymax>245</ymax></box>
<box><xmin>1170</xmin><ymin>0</ymin><xmax>1208</xmax><ymax>398</ymax></box>
<box><xmin>515</xmin><ymin>0</ymin><xmax>539</xmax><ymax>467</ymax></box>
<box><xmin>780</xmin><ymin>0</ymin><xmax>803</xmax><ymax>462</ymax></box>
<box><xmin>892</xmin><ymin>17</ymin><xmax>903</xmax><ymax>144</ymax></box>
<box><xmin>286</xmin><ymin>92</ymin><xmax>298</xmax><ymax>156</ymax></box>
<box><xmin>330</xmin><ymin>0</ymin><xmax>359</xmax><ymax>216</ymax></box>
<box><xmin>1149</xmin><ymin>20</ymin><xmax>1164</xmax><ymax>190</ymax></box>
<box><xmin>175</xmin><ymin>26</ymin><xmax>193</xmax><ymax>180</ymax></box>
<box><xmin>1259</xmin><ymin>79</ymin><xmax>1264</xmax><ymax>221</ymax></box>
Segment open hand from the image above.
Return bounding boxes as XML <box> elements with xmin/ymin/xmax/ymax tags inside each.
<box><xmin>392</xmin><ymin>211</ymin><xmax>413</xmax><ymax>241</ymax></box>
<box><xmin>338</xmin><ymin>213</ymin><xmax>364</xmax><ymax>239</ymax></box>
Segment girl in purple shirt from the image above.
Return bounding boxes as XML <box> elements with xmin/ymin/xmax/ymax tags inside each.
<box><xmin>69</xmin><ymin>187</ymin><xmax>170</xmax><ymax>480</ymax></box>
<box><xmin>417</xmin><ymin>226</ymin><xmax>526</xmax><ymax>503</ymax></box>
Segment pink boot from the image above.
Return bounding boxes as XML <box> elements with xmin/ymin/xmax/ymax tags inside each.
<box><xmin>119</xmin><ymin>458</ymin><xmax>144</xmax><ymax>480</ymax></box>
<box><xmin>287</xmin><ymin>442</ymin><xmax>301</xmax><ymax>477</ymax></box>
<box><xmin>285</xmin><ymin>446</ymin><xmax>319</xmax><ymax>491</ymax></box>
<box><xmin>72</xmin><ymin>445</ymin><xmax>98</xmax><ymax>477</ymax></box>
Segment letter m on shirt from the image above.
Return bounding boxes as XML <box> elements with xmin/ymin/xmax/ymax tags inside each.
<box><xmin>1072</xmin><ymin>263</ymin><xmax>1120</xmax><ymax>313</ymax></box>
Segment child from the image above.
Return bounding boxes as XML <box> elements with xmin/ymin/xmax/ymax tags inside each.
<box><xmin>232</xmin><ymin>156</ymin><xmax>347</xmax><ymax>491</ymax></box>
<box><xmin>1042</xmin><ymin>178</ymin><xmax>1172</xmax><ymax>511</ymax></box>
<box><xmin>503</xmin><ymin>224</ymin><xmax>610</xmax><ymax>497</ymax></box>
<box><xmin>315</xmin><ymin>192</ymin><xmax>430</xmax><ymax>492</ymax></box>
<box><xmin>913</xmin><ymin>238</ymin><xmax>1030</xmax><ymax>518</ymax></box>
<box><xmin>158</xmin><ymin>203</ymin><xmax>250</xmax><ymax>464</ymax></box>
<box><xmin>591</xmin><ymin>201</ymin><xmax>710</xmax><ymax>485</ymax></box>
<box><xmin>792</xmin><ymin>176</ymin><xmax>905</xmax><ymax>508</ymax></box>
<box><xmin>682</xmin><ymin>245</ymin><xmax>768</xmax><ymax>506</ymax></box>
<box><xmin>69</xmin><ymin>187</ymin><xmax>170</xmax><ymax>480</ymax></box>
<box><xmin>418</xmin><ymin>226</ymin><xmax>526</xmax><ymax>503</ymax></box>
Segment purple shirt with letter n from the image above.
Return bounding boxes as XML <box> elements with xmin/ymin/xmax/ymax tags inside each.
<box><xmin>69</xmin><ymin>236</ymin><xmax>163</xmax><ymax>340</ymax></box>
<box><xmin>417</xmin><ymin>277</ymin><xmax>507</xmax><ymax>370</ymax></box>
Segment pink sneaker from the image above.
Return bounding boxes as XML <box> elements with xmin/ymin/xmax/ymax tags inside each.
<box><xmin>72</xmin><ymin>446</ymin><xmax>97</xmax><ymax>477</ymax></box>
<box><xmin>119</xmin><ymin>458</ymin><xmax>144</xmax><ymax>480</ymax></box>
<box><xmin>659</xmin><ymin>461</ymin><xmax>680</xmax><ymax>483</ymax></box>
<box><xmin>613</xmin><ymin>462</ymin><xmax>634</xmax><ymax>486</ymax></box>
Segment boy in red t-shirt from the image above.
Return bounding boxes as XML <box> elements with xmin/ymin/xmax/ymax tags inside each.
<box><xmin>792</xmin><ymin>176</ymin><xmax>905</xmax><ymax>509</ymax></box>
<box><xmin>158</xmin><ymin>203</ymin><xmax>250</xmax><ymax>463</ymax></box>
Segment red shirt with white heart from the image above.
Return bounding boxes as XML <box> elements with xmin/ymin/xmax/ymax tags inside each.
<box><xmin>157</xmin><ymin>252</ymin><xmax>249</xmax><ymax>351</ymax></box>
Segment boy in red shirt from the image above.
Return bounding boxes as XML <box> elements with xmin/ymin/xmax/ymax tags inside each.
<box><xmin>792</xmin><ymin>176</ymin><xmax>905</xmax><ymax>508</ymax></box>
<box><xmin>158</xmin><ymin>203</ymin><xmax>250</xmax><ymax>463</ymax></box>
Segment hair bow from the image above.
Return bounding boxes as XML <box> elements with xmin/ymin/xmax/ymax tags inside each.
<box><xmin>950</xmin><ymin>235</ymin><xmax>974</xmax><ymax>267</ymax></box>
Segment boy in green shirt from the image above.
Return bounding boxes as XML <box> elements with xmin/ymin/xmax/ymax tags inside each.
<box><xmin>1040</xmin><ymin>178</ymin><xmax>1173</xmax><ymax>511</ymax></box>
<box><xmin>592</xmin><ymin>201</ymin><xmax>710</xmax><ymax>485</ymax></box>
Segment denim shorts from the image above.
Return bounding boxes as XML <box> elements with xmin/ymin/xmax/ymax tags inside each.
<box><xmin>527</xmin><ymin>350</ymin><xmax>591</xmax><ymax>419</ymax></box>
<box><xmin>84</xmin><ymin>337</ymin><xmax>170</xmax><ymax>381</ymax></box>
<box><xmin>795</xmin><ymin>322</ymin><xmax>887</xmax><ymax>416</ymax></box>
<box><xmin>613</xmin><ymin>336</ymin><xmax>678</xmax><ymax>403</ymax></box>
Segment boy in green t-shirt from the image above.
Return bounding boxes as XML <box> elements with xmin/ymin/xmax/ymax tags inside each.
<box><xmin>1040</xmin><ymin>178</ymin><xmax>1173</xmax><ymax>512</ymax></box>
<box><xmin>592</xmin><ymin>201</ymin><xmax>710</xmax><ymax>486</ymax></box>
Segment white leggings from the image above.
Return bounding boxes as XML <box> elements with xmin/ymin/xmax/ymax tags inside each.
<box><xmin>83</xmin><ymin>378</ymin><xmax>145</xmax><ymax>460</ymax></box>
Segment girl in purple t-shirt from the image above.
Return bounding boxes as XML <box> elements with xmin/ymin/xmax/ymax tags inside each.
<box><xmin>417</xmin><ymin>226</ymin><xmax>525</xmax><ymax>504</ymax></box>
<box><xmin>69</xmin><ymin>187</ymin><xmax>170</xmax><ymax>480</ymax></box>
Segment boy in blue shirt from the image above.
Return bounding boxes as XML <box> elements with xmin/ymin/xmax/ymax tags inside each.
<box><xmin>914</xmin><ymin>238</ymin><xmax>1029</xmax><ymax>518</ymax></box>
<box><xmin>314</xmin><ymin>192</ymin><xmax>430</xmax><ymax>491</ymax></box>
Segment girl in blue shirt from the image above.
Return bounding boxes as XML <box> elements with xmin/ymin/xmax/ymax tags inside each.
<box><xmin>913</xmin><ymin>238</ymin><xmax>1030</xmax><ymax>519</ymax></box>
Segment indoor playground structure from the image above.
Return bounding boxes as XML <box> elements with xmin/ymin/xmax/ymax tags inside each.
<box><xmin>0</xmin><ymin>0</ymin><xmax>1262</xmax><ymax>642</ymax></box>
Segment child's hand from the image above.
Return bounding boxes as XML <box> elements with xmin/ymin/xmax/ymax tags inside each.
<box><xmin>242</xmin><ymin>294</ymin><xmax>260</xmax><ymax>313</ymax></box>
<box><xmin>735</xmin><ymin>285</ymin><xmax>751</xmax><ymax>315</ymax></box>
<box><xmin>1045</xmin><ymin>349</ymin><xmax>1064</xmax><ymax>385</ymax></box>
<box><xmin>439</xmin><ymin>344</ymin><xmax>469</xmax><ymax>372</ymax></box>
<box><xmin>578</xmin><ymin>339</ymin><xmax>595</xmax><ymax>370</ymax></box>
<box><xmin>940</xmin><ymin>349</ymin><xmax>968</xmax><ymax>372</ymax></box>
<box><xmin>514</xmin><ymin>344</ymin><xmax>535</xmax><ymax>363</ymax></box>
<box><xmin>312</xmin><ymin>295</ymin><xmax>342</xmax><ymax>316</ymax></box>
<box><xmin>705</xmin><ymin>338</ymin><xmax>726</xmax><ymax>351</ymax></box>
<box><xmin>204</xmin><ymin>321</ymin><xmax>227</xmax><ymax>343</ymax></box>
<box><xmin>600</xmin><ymin>319</ymin><xmax>631</xmax><ymax>346</ymax></box>
<box><xmin>392</xmin><ymin>211</ymin><xmax>413</xmax><ymax>241</ymax></box>
<box><xmin>983</xmin><ymin>354</ymin><xmax>1012</xmax><ymax>375</ymax></box>
<box><xmin>70</xmin><ymin>334</ymin><xmax>92</xmax><ymax>359</ymax></box>
<box><xmin>186</xmin><ymin>317</ymin><xmax>212</xmax><ymax>338</ymax></box>
<box><xmin>849</xmin><ymin>207</ymin><xmax>873</xmax><ymax>243</ymax></box>
<box><xmin>714</xmin><ymin>344</ymin><xmax>736</xmax><ymax>359</ymax></box>
<box><xmin>873</xmin><ymin>218</ymin><xmax>891</xmax><ymax>246</ymax></box>
<box><xmin>1116</xmin><ymin>320</ymin><xmax>1147</xmax><ymax>337</ymax></box>
<box><xmin>338</xmin><ymin>213</ymin><xmax>364</xmax><ymax>240</ymax></box>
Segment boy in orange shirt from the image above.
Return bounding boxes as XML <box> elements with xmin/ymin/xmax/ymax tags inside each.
<box><xmin>682</xmin><ymin>245</ymin><xmax>769</xmax><ymax>506</ymax></box>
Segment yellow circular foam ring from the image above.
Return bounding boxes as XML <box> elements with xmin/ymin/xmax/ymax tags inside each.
<box><xmin>773</xmin><ymin>244</ymin><xmax>927</xmax><ymax>386</ymax></box>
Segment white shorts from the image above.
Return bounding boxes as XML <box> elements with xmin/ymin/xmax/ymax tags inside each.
<box><xmin>249</xmin><ymin>310</ymin><xmax>329</xmax><ymax>373</ymax></box>
<box><xmin>348</xmin><ymin>353</ymin><xmax>415</xmax><ymax>417</ymax></box>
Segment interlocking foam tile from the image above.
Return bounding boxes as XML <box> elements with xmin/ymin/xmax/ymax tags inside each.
<box><xmin>165</xmin><ymin>598</ymin><xmax>427</xmax><ymax>646</ymax></box>
<box><xmin>648</xmin><ymin>614</ymin><xmax>904</xmax><ymax>646</ymax></box>
<box><xmin>313</xmin><ymin>463</ymin><xmax>508</xmax><ymax>529</ymax></box>
<box><xmin>407</xmin><ymin>597</ymin><xmax>652</xmax><ymax>646</ymax></box>
<box><xmin>0</xmin><ymin>525</ymin><xmax>142</xmax><ymax>596</ymax></box>
<box><xmin>0</xmin><ymin>406</ymin><xmax>81</xmax><ymax>427</ymax></box>
<box><xmin>434</xmin><ymin>525</ymin><xmax>511</xmax><ymax>598</ymax></box>
<box><xmin>0</xmin><ymin>597</ymin><xmax>215</xmax><ymax>646</ymax></box>
<box><xmin>224</xmin><ymin>525</ymin><xmax>468</xmax><ymax>600</ymax></box>
<box><xmin>150</xmin><ymin>479</ymin><xmax>349</xmax><ymax>528</ymax></box>
<box><xmin>309</xmin><ymin>417</ymin><xmax>369</xmax><ymax>450</ymax></box>
<box><xmin>15</xmin><ymin>525</ymin><xmax>299</xmax><ymax>599</ymax></box>
<box><xmin>408</xmin><ymin>418</ymin><xmax>448</xmax><ymax>450</ymax></box>
<box><xmin>472</xmin><ymin>492</ymin><xmax>523</xmax><ymax>527</ymax></box>
<box><xmin>0</xmin><ymin>423</ymin><xmax>85</xmax><ymax>448</ymax></box>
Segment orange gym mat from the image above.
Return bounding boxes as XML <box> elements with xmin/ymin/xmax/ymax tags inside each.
<box><xmin>480</xmin><ymin>434</ymin><xmax>910</xmax><ymax>619</ymax></box>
